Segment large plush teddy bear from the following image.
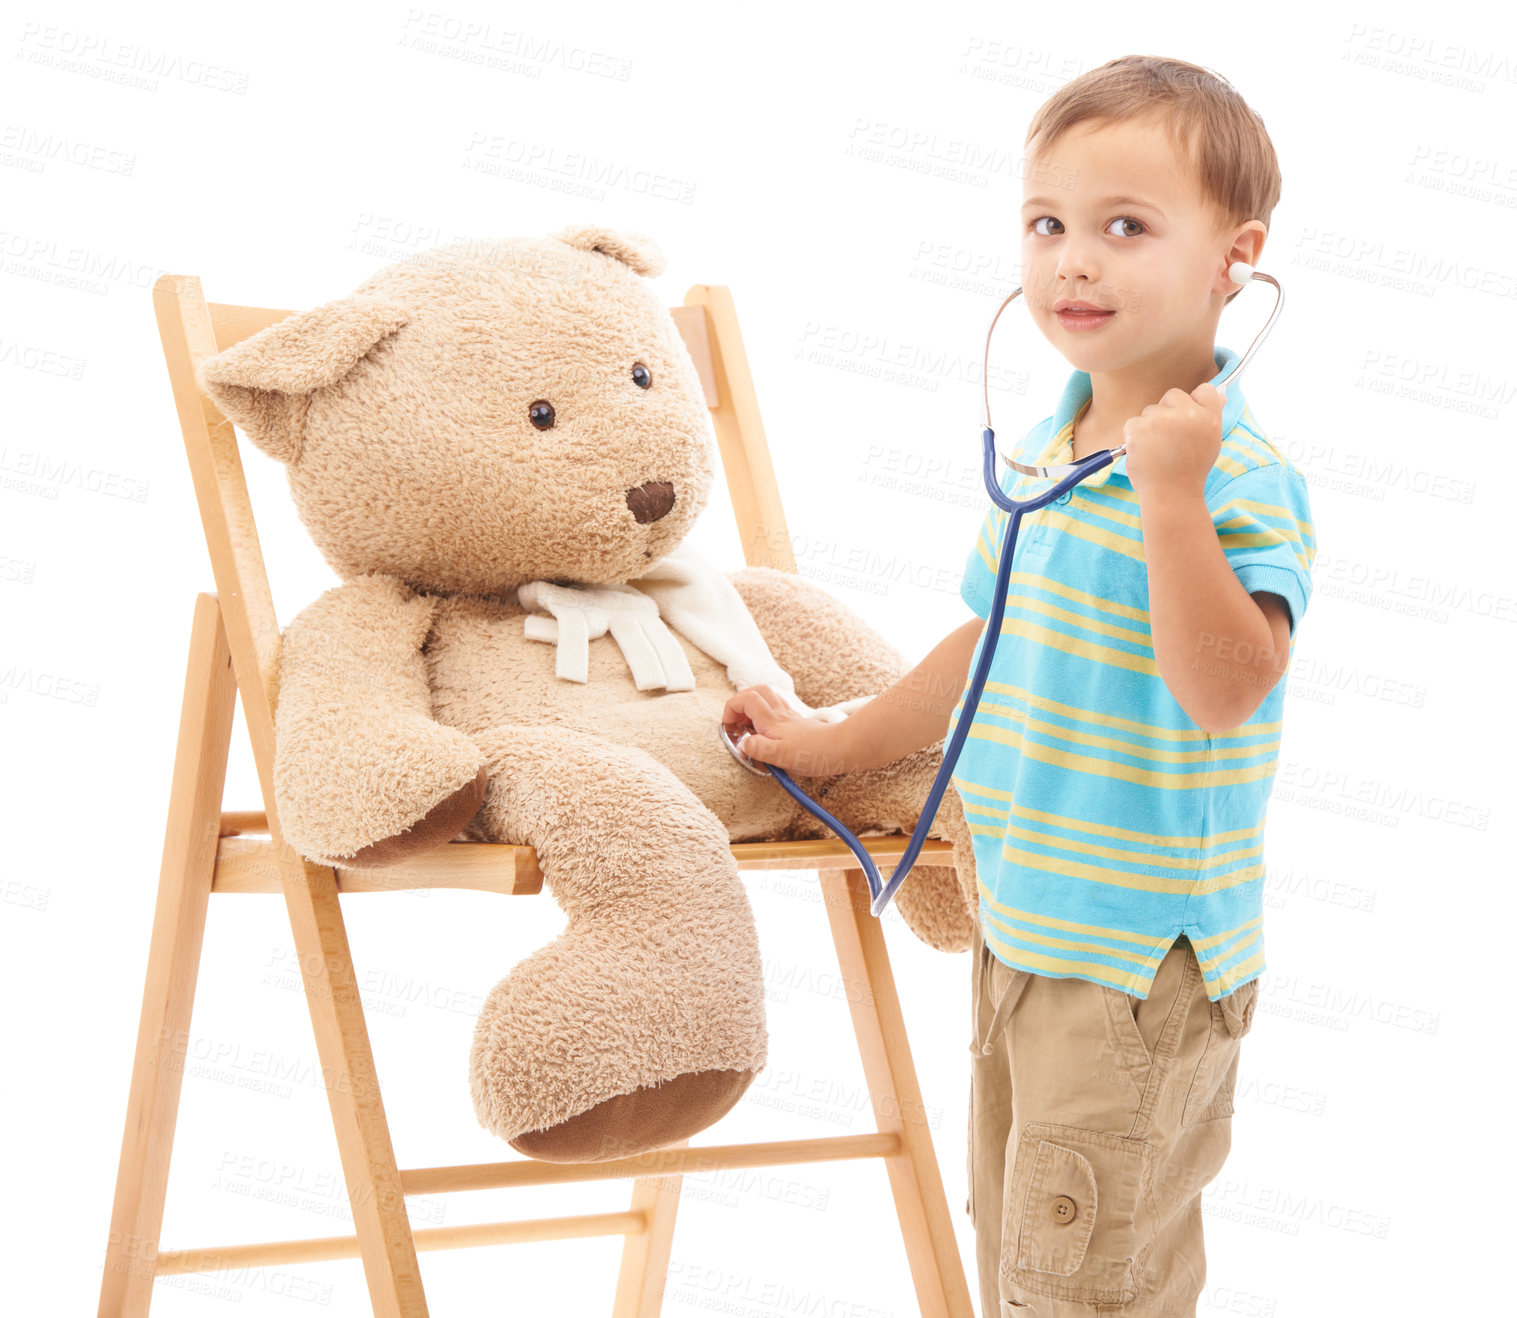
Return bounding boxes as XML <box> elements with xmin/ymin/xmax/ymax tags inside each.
<box><xmin>194</xmin><ymin>226</ymin><xmax>978</xmax><ymax>1163</ymax></box>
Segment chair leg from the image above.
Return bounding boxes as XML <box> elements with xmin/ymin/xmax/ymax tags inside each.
<box><xmin>820</xmin><ymin>867</ymin><xmax>974</xmax><ymax>1318</ymax></box>
<box><xmin>274</xmin><ymin>864</ymin><xmax>429</xmax><ymax>1316</ymax></box>
<box><xmin>99</xmin><ymin>594</ymin><xmax>238</xmax><ymax>1317</ymax></box>
<box><xmin>612</xmin><ymin>1138</ymin><xmax>686</xmax><ymax>1317</ymax></box>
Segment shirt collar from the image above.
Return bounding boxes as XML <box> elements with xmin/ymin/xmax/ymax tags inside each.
<box><xmin>1029</xmin><ymin>345</ymin><xmax>1248</xmax><ymax>489</ymax></box>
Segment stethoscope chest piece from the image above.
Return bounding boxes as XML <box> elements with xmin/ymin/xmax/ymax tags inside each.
<box><xmin>719</xmin><ymin>722</ymin><xmax>772</xmax><ymax>776</ymax></box>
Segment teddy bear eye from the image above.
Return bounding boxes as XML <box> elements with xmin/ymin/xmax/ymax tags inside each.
<box><xmin>631</xmin><ymin>362</ymin><xmax>652</xmax><ymax>389</ymax></box>
<box><xmin>528</xmin><ymin>399</ymin><xmax>555</xmax><ymax>430</ymax></box>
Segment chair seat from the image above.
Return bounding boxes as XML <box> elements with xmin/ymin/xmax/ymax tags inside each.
<box><xmin>212</xmin><ymin>816</ymin><xmax>956</xmax><ymax>895</ymax></box>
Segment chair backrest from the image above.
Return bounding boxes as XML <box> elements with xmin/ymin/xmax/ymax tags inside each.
<box><xmin>152</xmin><ymin>272</ymin><xmax>798</xmax><ymax>811</ymax></box>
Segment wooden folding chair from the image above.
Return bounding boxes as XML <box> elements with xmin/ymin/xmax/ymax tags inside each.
<box><xmin>97</xmin><ymin>269</ymin><xmax>974</xmax><ymax>1317</ymax></box>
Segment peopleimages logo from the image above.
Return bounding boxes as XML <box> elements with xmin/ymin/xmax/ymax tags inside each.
<box><xmin>0</xmin><ymin>447</ymin><xmax>149</xmax><ymax>502</ymax></box>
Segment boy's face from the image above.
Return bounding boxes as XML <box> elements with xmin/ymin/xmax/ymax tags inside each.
<box><xmin>1020</xmin><ymin>115</ymin><xmax>1254</xmax><ymax>374</ymax></box>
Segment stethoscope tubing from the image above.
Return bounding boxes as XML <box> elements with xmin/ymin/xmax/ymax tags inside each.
<box><xmin>734</xmin><ymin>437</ymin><xmax>1117</xmax><ymax>917</ymax></box>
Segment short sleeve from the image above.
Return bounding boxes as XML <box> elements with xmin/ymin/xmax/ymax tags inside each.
<box><xmin>1208</xmin><ymin>462</ymin><xmax>1317</xmax><ymax>634</ymax></box>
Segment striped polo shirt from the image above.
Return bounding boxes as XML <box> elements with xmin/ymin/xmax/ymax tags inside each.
<box><xmin>951</xmin><ymin>344</ymin><xmax>1317</xmax><ymax>1001</ymax></box>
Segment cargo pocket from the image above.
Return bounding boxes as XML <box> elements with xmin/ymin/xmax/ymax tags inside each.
<box><xmin>1184</xmin><ymin>977</ymin><xmax>1260</xmax><ymax>1126</ymax></box>
<box><xmin>1001</xmin><ymin>1122</ymin><xmax>1152</xmax><ymax>1306</ymax></box>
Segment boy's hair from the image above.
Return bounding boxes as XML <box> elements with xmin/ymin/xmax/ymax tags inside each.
<box><xmin>1025</xmin><ymin>55</ymin><xmax>1280</xmax><ymax>305</ymax></box>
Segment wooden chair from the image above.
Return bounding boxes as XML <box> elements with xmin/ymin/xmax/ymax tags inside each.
<box><xmin>97</xmin><ymin>269</ymin><xmax>973</xmax><ymax>1317</ymax></box>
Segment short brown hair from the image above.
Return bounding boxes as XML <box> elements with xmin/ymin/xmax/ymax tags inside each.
<box><xmin>1024</xmin><ymin>55</ymin><xmax>1280</xmax><ymax>304</ymax></box>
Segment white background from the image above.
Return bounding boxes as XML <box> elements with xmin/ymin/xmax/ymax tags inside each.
<box><xmin>4</xmin><ymin>1</ymin><xmax>1512</xmax><ymax>1313</ymax></box>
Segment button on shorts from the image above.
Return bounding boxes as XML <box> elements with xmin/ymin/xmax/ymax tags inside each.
<box><xmin>966</xmin><ymin>915</ymin><xmax>1259</xmax><ymax>1316</ymax></box>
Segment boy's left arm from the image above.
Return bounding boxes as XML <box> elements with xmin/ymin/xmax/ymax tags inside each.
<box><xmin>1125</xmin><ymin>382</ymin><xmax>1311</xmax><ymax>733</ymax></box>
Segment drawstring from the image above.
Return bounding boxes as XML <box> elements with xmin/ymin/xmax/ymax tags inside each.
<box><xmin>971</xmin><ymin>935</ymin><xmax>1026</xmax><ymax>1056</ymax></box>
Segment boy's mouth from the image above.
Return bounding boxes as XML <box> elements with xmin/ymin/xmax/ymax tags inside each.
<box><xmin>1052</xmin><ymin>298</ymin><xmax>1116</xmax><ymax>331</ymax></box>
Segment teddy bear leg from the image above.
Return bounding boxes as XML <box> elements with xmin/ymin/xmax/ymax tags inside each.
<box><xmin>464</xmin><ymin>725</ymin><xmax>768</xmax><ymax>1163</ymax></box>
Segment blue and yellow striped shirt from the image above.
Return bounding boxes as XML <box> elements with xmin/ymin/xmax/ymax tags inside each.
<box><xmin>952</xmin><ymin>345</ymin><xmax>1316</xmax><ymax>1001</ymax></box>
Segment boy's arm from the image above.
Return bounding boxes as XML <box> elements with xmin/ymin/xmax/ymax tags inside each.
<box><xmin>1137</xmin><ymin>489</ymin><xmax>1290</xmax><ymax>732</ymax></box>
<box><xmin>833</xmin><ymin>616</ymin><xmax>985</xmax><ymax>771</ymax></box>
<box><xmin>1126</xmin><ymin>382</ymin><xmax>1315</xmax><ymax>734</ymax></box>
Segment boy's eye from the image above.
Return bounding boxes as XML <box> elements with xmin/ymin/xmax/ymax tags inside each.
<box><xmin>1026</xmin><ymin>215</ymin><xmax>1146</xmax><ymax>238</ymax></box>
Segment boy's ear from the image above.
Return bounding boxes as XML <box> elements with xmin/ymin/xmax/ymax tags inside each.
<box><xmin>194</xmin><ymin>295</ymin><xmax>412</xmax><ymax>464</ymax></box>
<box><xmin>1227</xmin><ymin>221</ymin><xmax>1268</xmax><ymax>272</ymax></box>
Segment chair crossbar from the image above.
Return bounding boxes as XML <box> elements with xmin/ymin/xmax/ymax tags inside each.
<box><xmin>156</xmin><ymin>1211</ymin><xmax>653</xmax><ymax>1276</ymax></box>
<box><xmin>154</xmin><ymin>1133</ymin><xmax>900</xmax><ymax>1277</ymax></box>
<box><xmin>398</xmin><ymin>1132</ymin><xmax>901</xmax><ymax>1196</ymax></box>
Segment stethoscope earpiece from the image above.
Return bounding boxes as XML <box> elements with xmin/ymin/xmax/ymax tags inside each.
<box><xmin>1228</xmin><ymin>260</ymin><xmax>1256</xmax><ymax>286</ymax></box>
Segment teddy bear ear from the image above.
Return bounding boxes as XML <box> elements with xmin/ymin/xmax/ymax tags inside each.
<box><xmin>194</xmin><ymin>295</ymin><xmax>411</xmax><ymax>465</ymax></box>
<box><xmin>552</xmin><ymin>225</ymin><xmax>667</xmax><ymax>279</ymax></box>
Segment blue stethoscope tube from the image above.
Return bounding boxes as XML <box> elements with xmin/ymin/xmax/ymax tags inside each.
<box><xmin>726</xmin><ymin>435</ymin><xmax>1117</xmax><ymax>917</ymax></box>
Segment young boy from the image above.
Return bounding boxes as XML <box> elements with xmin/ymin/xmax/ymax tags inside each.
<box><xmin>723</xmin><ymin>56</ymin><xmax>1315</xmax><ymax>1317</ymax></box>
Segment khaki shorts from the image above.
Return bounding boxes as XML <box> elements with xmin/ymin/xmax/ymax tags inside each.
<box><xmin>967</xmin><ymin>917</ymin><xmax>1259</xmax><ymax>1316</ymax></box>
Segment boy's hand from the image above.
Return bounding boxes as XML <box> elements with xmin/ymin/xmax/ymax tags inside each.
<box><xmin>1123</xmin><ymin>381</ymin><xmax>1227</xmax><ymax>501</ymax></box>
<box><xmin>722</xmin><ymin>684</ymin><xmax>848</xmax><ymax>777</ymax></box>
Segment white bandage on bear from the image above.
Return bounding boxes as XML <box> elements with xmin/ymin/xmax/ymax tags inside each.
<box><xmin>518</xmin><ymin>543</ymin><xmax>872</xmax><ymax>723</ymax></box>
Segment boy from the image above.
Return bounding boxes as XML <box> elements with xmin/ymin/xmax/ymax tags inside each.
<box><xmin>723</xmin><ymin>56</ymin><xmax>1315</xmax><ymax>1317</ymax></box>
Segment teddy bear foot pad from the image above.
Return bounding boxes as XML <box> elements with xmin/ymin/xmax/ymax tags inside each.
<box><xmin>507</xmin><ymin>1066</ymin><xmax>756</xmax><ymax>1163</ymax></box>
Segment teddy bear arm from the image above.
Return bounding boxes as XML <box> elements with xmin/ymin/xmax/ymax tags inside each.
<box><xmin>725</xmin><ymin>565</ymin><xmax>908</xmax><ymax>710</ymax></box>
<box><xmin>728</xmin><ymin>566</ymin><xmax>979</xmax><ymax>952</ymax></box>
<box><xmin>271</xmin><ymin>573</ymin><xmax>487</xmax><ymax>868</ymax></box>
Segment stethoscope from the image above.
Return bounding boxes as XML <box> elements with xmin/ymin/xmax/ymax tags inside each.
<box><xmin>719</xmin><ymin>261</ymin><xmax>1284</xmax><ymax>917</ymax></box>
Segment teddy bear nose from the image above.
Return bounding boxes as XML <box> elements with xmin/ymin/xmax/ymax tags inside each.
<box><xmin>625</xmin><ymin>480</ymin><xmax>675</xmax><ymax>524</ymax></box>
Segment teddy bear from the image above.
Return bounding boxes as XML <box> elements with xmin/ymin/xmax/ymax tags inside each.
<box><xmin>193</xmin><ymin>225</ymin><xmax>979</xmax><ymax>1164</ymax></box>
